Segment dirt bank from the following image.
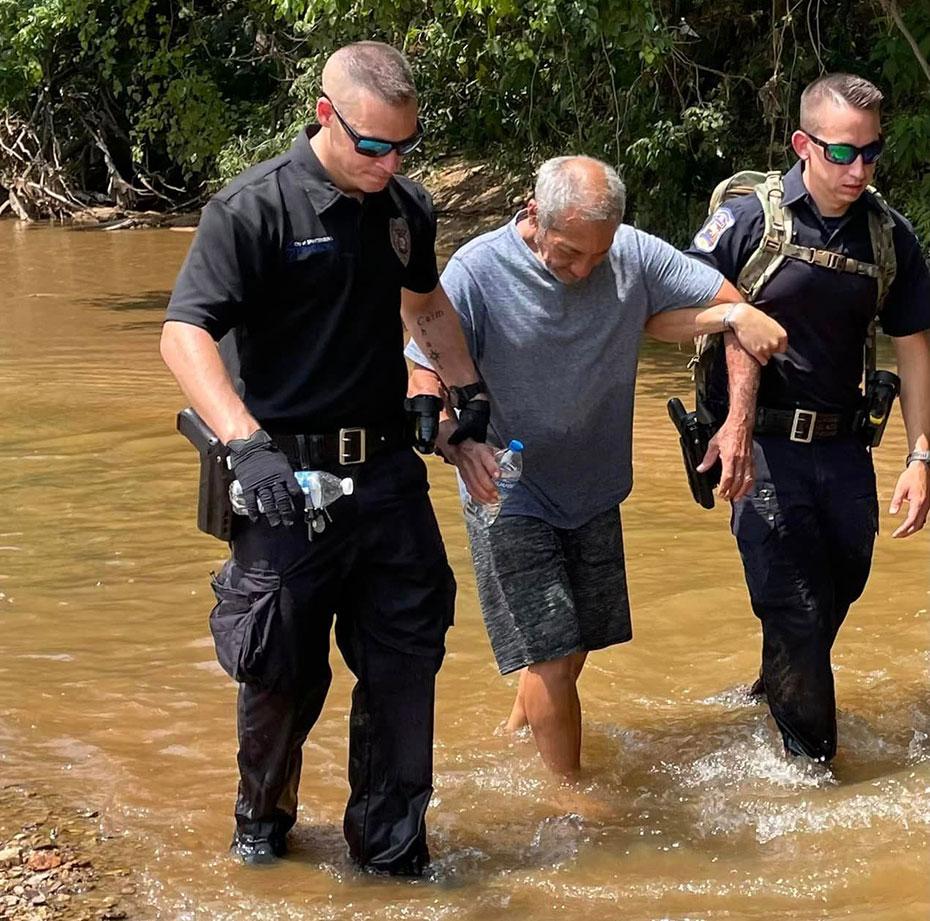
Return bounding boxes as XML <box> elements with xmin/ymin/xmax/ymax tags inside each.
<box><xmin>0</xmin><ymin>786</ymin><xmax>139</xmax><ymax>921</ymax></box>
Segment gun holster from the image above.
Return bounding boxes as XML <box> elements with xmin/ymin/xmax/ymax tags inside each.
<box><xmin>667</xmin><ymin>398</ymin><xmax>721</xmax><ymax>510</ymax></box>
<box><xmin>855</xmin><ymin>369</ymin><xmax>901</xmax><ymax>448</ymax></box>
<box><xmin>176</xmin><ymin>408</ymin><xmax>234</xmax><ymax>541</ymax></box>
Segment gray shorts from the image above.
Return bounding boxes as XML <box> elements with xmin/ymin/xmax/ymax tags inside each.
<box><xmin>465</xmin><ymin>507</ymin><xmax>632</xmax><ymax>675</ymax></box>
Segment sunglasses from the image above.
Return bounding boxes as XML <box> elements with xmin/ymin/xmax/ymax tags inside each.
<box><xmin>804</xmin><ymin>131</ymin><xmax>884</xmax><ymax>165</ymax></box>
<box><xmin>322</xmin><ymin>93</ymin><xmax>423</xmax><ymax>158</ymax></box>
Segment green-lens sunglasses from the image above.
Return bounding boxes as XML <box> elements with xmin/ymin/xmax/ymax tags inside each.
<box><xmin>804</xmin><ymin>131</ymin><xmax>884</xmax><ymax>166</ymax></box>
<box><xmin>322</xmin><ymin>93</ymin><xmax>423</xmax><ymax>158</ymax></box>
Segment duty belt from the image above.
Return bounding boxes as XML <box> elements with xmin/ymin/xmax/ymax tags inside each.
<box><xmin>754</xmin><ymin>406</ymin><xmax>856</xmax><ymax>443</ymax></box>
<box><xmin>271</xmin><ymin>425</ymin><xmax>408</xmax><ymax>467</ymax></box>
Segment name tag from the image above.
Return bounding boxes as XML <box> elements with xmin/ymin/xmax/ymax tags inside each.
<box><xmin>285</xmin><ymin>236</ymin><xmax>335</xmax><ymax>263</ymax></box>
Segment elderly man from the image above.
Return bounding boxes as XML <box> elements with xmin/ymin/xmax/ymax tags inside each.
<box><xmin>161</xmin><ymin>42</ymin><xmax>488</xmax><ymax>873</ymax></box>
<box><xmin>407</xmin><ymin>156</ymin><xmax>787</xmax><ymax>777</ymax></box>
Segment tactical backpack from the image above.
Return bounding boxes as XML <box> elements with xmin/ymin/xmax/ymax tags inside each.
<box><xmin>691</xmin><ymin>170</ymin><xmax>898</xmax><ymax>421</ymax></box>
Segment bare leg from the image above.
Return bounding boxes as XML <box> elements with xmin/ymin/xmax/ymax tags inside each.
<box><xmin>505</xmin><ymin>670</ymin><xmax>529</xmax><ymax>732</ymax></box>
<box><xmin>522</xmin><ymin>651</ymin><xmax>588</xmax><ymax>778</ymax></box>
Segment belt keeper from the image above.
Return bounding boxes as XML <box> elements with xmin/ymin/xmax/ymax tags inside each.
<box><xmin>295</xmin><ymin>433</ymin><xmax>311</xmax><ymax>470</ymax></box>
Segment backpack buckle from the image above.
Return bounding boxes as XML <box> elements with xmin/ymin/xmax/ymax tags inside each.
<box><xmin>761</xmin><ymin>235</ymin><xmax>782</xmax><ymax>254</ymax></box>
<box><xmin>816</xmin><ymin>250</ymin><xmax>847</xmax><ymax>272</ymax></box>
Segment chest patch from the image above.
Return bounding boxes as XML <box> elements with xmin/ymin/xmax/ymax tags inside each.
<box><xmin>389</xmin><ymin>217</ymin><xmax>411</xmax><ymax>267</ymax></box>
<box><xmin>285</xmin><ymin>236</ymin><xmax>334</xmax><ymax>263</ymax></box>
<box><xmin>693</xmin><ymin>206</ymin><xmax>735</xmax><ymax>253</ymax></box>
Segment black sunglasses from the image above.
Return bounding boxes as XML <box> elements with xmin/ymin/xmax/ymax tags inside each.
<box><xmin>804</xmin><ymin>131</ymin><xmax>884</xmax><ymax>165</ymax></box>
<box><xmin>322</xmin><ymin>93</ymin><xmax>423</xmax><ymax>158</ymax></box>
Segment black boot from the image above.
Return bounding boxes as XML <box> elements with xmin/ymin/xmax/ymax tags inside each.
<box><xmin>230</xmin><ymin>829</ymin><xmax>287</xmax><ymax>866</ymax></box>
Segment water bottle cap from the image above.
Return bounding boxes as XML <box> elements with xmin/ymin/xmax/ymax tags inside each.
<box><xmin>508</xmin><ymin>439</ymin><xmax>524</xmax><ymax>452</ymax></box>
<box><xmin>340</xmin><ymin>478</ymin><xmax>354</xmax><ymax>496</ymax></box>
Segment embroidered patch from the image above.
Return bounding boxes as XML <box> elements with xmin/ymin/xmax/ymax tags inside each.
<box><xmin>693</xmin><ymin>206</ymin><xmax>735</xmax><ymax>253</ymax></box>
<box><xmin>284</xmin><ymin>236</ymin><xmax>334</xmax><ymax>263</ymax></box>
<box><xmin>389</xmin><ymin>217</ymin><xmax>411</xmax><ymax>267</ymax></box>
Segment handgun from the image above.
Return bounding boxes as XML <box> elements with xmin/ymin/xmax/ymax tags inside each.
<box><xmin>176</xmin><ymin>407</ymin><xmax>233</xmax><ymax>541</ymax></box>
<box><xmin>667</xmin><ymin>398</ymin><xmax>721</xmax><ymax>510</ymax></box>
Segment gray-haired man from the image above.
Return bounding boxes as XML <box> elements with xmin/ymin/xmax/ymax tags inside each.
<box><xmin>408</xmin><ymin>156</ymin><xmax>786</xmax><ymax>777</ymax></box>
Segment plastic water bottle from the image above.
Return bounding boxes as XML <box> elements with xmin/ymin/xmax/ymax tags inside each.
<box><xmin>229</xmin><ymin>470</ymin><xmax>354</xmax><ymax>516</ymax></box>
<box><xmin>463</xmin><ymin>440</ymin><xmax>524</xmax><ymax>528</ymax></box>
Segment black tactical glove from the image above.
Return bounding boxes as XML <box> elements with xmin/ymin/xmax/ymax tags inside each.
<box><xmin>405</xmin><ymin>394</ymin><xmax>443</xmax><ymax>454</ymax></box>
<box><xmin>447</xmin><ymin>398</ymin><xmax>490</xmax><ymax>446</ymax></box>
<box><xmin>227</xmin><ymin>430</ymin><xmax>303</xmax><ymax>527</ymax></box>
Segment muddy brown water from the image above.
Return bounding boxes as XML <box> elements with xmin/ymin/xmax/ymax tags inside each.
<box><xmin>1</xmin><ymin>219</ymin><xmax>928</xmax><ymax>920</ymax></box>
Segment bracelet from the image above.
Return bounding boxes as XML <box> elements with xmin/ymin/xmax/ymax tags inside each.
<box><xmin>905</xmin><ymin>449</ymin><xmax>930</xmax><ymax>468</ymax></box>
<box><xmin>722</xmin><ymin>304</ymin><xmax>741</xmax><ymax>331</ymax></box>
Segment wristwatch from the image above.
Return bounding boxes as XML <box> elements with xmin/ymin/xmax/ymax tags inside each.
<box><xmin>449</xmin><ymin>381</ymin><xmax>488</xmax><ymax>410</ymax></box>
<box><xmin>905</xmin><ymin>449</ymin><xmax>930</xmax><ymax>468</ymax></box>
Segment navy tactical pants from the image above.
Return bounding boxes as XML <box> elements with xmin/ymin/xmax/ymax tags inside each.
<box><xmin>209</xmin><ymin>448</ymin><xmax>455</xmax><ymax>873</ymax></box>
<box><xmin>731</xmin><ymin>435</ymin><xmax>878</xmax><ymax>761</ymax></box>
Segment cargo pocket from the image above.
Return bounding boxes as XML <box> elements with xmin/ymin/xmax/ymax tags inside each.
<box><xmin>731</xmin><ymin>489</ymin><xmax>780</xmax><ymax>545</ymax></box>
<box><xmin>209</xmin><ymin>561</ymin><xmax>282</xmax><ymax>685</ymax></box>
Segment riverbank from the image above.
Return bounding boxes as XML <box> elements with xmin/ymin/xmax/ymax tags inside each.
<box><xmin>3</xmin><ymin>156</ymin><xmax>527</xmax><ymax>252</ymax></box>
<box><xmin>0</xmin><ymin>787</ymin><xmax>139</xmax><ymax>921</ymax></box>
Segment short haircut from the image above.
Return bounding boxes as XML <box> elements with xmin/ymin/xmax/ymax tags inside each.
<box><xmin>328</xmin><ymin>41</ymin><xmax>417</xmax><ymax>106</ymax></box>
<box><xmin>534</xmin><ymin>156</ymin><xmax>626</xmax><ymax>232</ymax></box>
<box><xmin>800</xmin><ymin>73</ymin><xmax>883</xmax><ymax>132</ymax></box>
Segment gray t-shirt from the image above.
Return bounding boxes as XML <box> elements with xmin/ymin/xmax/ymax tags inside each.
<box><xmin>406</xmin><ymin>214</ymin><xmax>723</xmax><ymax>528</ymax></box>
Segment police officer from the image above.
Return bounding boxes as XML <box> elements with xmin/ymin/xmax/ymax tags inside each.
<box><xmin>687</xmin><ymin>73</ymin><xmax>930</xmax><ymax>762</ymax></box>
<box><xmin>160</xmin><ymin>42</ymin><xmax>489</xmax><ymax>873</ymax></box>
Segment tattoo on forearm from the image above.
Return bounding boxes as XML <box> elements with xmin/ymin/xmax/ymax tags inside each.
<box><xmin>415</xmin><ymin>310</ymin><xmax>445</xmax><ymax>370</ymax></box>
<box><xmin>416</xmin><ymin>309</ymin><xmax>445</xmax><ymax>328</ymax></box>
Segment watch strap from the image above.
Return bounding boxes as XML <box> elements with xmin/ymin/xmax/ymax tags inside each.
<box><xmin>450</xmin><ymin>381</ymin><xmax>487</xmax><ymax>409</ymax></box>
<box><xmin>905</xmin><ymin>449</ymin><xmax>930</xmax><ymax>468</ymax></box>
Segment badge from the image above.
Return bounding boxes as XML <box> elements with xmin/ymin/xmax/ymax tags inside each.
<box><xmin>389</xmin><ymin>217</ymin><xmax>411</xmax><ymax>267</ymax></box>
<box><xmin>693</xmin><ymin>206</ymin><xmax>735</xmax><ymax>253</ymax></box>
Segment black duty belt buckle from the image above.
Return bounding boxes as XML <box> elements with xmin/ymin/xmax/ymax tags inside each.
<box><xmin>789</xmin><ymin>408</ymin><xmax>817</xmax><ymax>443</ymax></box>
<box><xmin>338</xmin><ymin>427</ymin><xmax>366</xmax><ymax>465</ymax></box>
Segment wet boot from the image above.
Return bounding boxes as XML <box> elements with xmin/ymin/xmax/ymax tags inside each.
<box><xmin>230</xmin><ymin>828</ymin><xmax>287</xmax><ymax>866</ymax></box>
<box><xmin>748</xmin><ymin>669</ymin><xmax>765</xmax><ymax>699</ymax></box>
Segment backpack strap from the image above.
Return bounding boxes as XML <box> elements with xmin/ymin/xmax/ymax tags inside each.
<box><xmin>862</xmin><ymin>187</ymin><xmax>898</xmax><ymax>373</ymax></box>
<box><xmin>865</xmin><ymin>187</ymin><xmax>897</xmax><ymax>311</ymax></box>
<box><xmin>737</xmin><ymin>171</ymin><xmax>790</xmax><ymax>301</ymax></box>
<box><xmin>776</xmin><ymin>241</ymin><xmax>881</xmax><ymax>279</ymax></box>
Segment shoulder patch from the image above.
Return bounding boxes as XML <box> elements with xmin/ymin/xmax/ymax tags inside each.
<box><xmin>693</xmin><ymin>206</ymin><xmax>735</xmax><ymax>253</ymax></box>
<box><xmin>389</xmin><ymin>217</ymin><xmax>411</xmax><ymax>267</ymax></box>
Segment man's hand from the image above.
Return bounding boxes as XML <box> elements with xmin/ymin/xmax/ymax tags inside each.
<box><xmin>698</xmin><ymin>416</ymin><xmax>755</xmax><ymax>501</ymax></box>
<box><xmin>228</xmin><ymin>430</ymin><xmax>303</xmax><ymax>527</ymax></box>
<box><xmin>889</xmin><ymin>462</ymin><xmax>929</xmax><ymax>538</ymax></box>
<box><xmin>448</xmin><ymin>396</ymin><xmax>490</xmax><ymax>446</ymax></box>
<box><xmin>726</xmin><ymin>303</ymin><xmax>788</xmax><ymax>365</ymax></box>
<box><xmin>437</xmin><ymin>420</ymin><xmax>499</xmax><ymax>503</ymax></box>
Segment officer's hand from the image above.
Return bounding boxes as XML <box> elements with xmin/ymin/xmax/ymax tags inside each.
<box><xmin>448</xmin><ymin>396</ymin><xmax>490</xmax><ymax>446</ymax></box>
<box><xmin>889</xmin><ymin>462</ymin><xmax>929</xmax><ymax>538</ymax></box>
<box><xmin>228</xmin><ymin>430</ymin><xmax>303</xmax><ymax>527</ymax></box>
<box><xmin>700</xmin><ymin>418</ymin><xmax>754</xmax><ymax>501</ymax></box>
<box><xmin>436</xmin><ymin>420</ymin><xmax>499</xmax><ymax>503</ymax></box>
<box><xmin>727</xmin><ymin>303</ymin><xmax>788</xmax><ymax>365</ymax></box>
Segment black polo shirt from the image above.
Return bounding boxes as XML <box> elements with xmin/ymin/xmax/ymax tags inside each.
<box><xmin>166</xmin><ymin>126</ymin><xmax>439</xmax><ymax>433</ymax></box>
<box><xmin>686</xmin><ymin>160</ymin><xmax>930</xmax><ymax>412</ymax></box>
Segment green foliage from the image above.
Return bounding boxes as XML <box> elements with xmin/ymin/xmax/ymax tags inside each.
<box><xmin>0</xmin><ymin>0</ymin><xmax>928</xmax><ymax>250</ymax></box>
